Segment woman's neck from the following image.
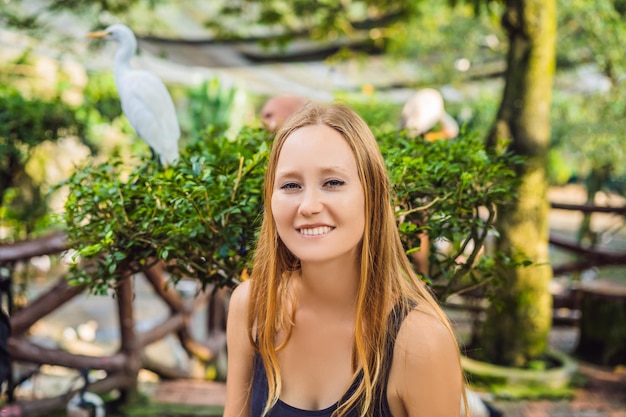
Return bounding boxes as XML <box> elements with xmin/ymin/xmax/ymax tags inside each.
<box><xmin>296</xmin><ymin>259</ymin><xmax>359</xmax><ymax>315</ymax></box>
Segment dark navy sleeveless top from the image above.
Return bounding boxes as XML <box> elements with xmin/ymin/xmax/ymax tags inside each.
<box><xmin>250</xmin><ymin>303</ymin><xmax>413</xmax><ymax>417</ymax></box>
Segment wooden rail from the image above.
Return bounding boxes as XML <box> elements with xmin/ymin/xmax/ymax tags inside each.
<box><xmin>0</xmin><ymin>233</ymin><xmax>229</xmax><ymax>416</ymax></box>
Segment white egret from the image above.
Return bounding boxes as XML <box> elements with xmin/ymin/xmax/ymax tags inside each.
<box><xmin>400</xmin><ymin>88</ymin><xmax>459</xmax><ymax>141</ymax></box>
<box><xmin>87</xmin><ymin>24</ymin><xmax>180</xmax><ymax>166</ymax></box>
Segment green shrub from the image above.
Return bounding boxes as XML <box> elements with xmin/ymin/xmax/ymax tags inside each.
<box><xmin>63</xmin><ymin>127</ymin><xmax>270</xmax><ymax>294</ymax></box>
<box><xmin>381</xmin><ymin>131</ymin><xmax>522</xmax><ymax>298</ymax></box>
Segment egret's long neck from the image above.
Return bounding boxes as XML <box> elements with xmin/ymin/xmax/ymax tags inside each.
<box><xmin>113</xmin><ymin>36</ymin><xmax>137</xmax><ymax>81</ymax></box>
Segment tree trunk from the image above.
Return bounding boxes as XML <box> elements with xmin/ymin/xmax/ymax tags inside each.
<box><xmin>478</xmin><ymin>0</ymin><xmax>557</xmax><ymax>367</ymax></box>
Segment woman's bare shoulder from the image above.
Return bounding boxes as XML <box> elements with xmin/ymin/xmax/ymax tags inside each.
<box><xmin>227</xmin><ymin>280</ymin><xmax>252</xmax><ymax>334</ymax></box>
<box><xmin>231</xmin><ymin>279</ymin><xmax>252</xmax><ymax>303</ymax></box>
<box><xmin>231</xmin><ymin>279</ymin><xmax>254</xmax><ymax>310</ymax></box>
<box><xmin>389</xmin><ymin>303</ymin><xmax>463</xmax><ymax>416</ymax></box>
<box><xmin>224</xmin><ymin>279</ymin><xmax>255</xmax><ymax>417</ymax></box>
<box><xmin>395</xmin><ymin>303</ymin><xmax>457</xmax><ymax>356</ymax></box>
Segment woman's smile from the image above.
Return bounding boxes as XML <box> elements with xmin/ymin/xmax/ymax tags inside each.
<box><xmin>298</xmin><ymin>226</ymin><xmax>335</xmax><ymax>236</ymax></box>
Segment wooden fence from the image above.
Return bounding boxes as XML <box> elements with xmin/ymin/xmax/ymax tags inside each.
<box><xmin>0</xmin><ymin>232</ymin><xmax>229</xmax><ymax>416</ymax></box>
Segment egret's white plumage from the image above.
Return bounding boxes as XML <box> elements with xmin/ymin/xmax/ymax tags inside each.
<box><xmin>88</xmin><ymin>24</ymin><xmax>180</xmax><ymax>166</ymax></box>
<box><xmin>400</xmin><ymin>88</ymin><xmax>459</xmax><ymax>140</ymax></box>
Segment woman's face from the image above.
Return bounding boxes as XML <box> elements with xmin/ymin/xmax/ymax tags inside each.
<box><xmin>272</xmin><ymin>124</ymin><xmax>365</xmax><ymax>265</ymax></box>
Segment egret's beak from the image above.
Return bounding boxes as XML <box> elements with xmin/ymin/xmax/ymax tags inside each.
<box><xmin>87</xmin><ymin>30</ymin><xmax>109</xmax><ymax>39</ymax></box>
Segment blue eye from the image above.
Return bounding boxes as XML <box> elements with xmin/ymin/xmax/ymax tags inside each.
<box><xmin>325</xmin><ymin>179</ymin><xmax>345</xmax><ymax>188</ymax></box>
<box><xmin>280</xmin><ymin>182</ymin><xmax>300</xmax><ymax>190</ymax></box>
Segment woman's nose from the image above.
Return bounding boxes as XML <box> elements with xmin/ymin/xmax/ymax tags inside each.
<box><xmin>298</xmin><ymin>188</ymin><xmax>323</xmax><ymax>216</ymax></box>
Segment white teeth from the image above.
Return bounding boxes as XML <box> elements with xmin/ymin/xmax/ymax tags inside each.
<box><xmin>300</xmin><ymin>226</ymin><xmax>333</xmax><ymax>236</ymax></box>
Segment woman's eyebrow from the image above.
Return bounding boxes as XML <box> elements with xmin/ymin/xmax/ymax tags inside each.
<box><xmin>274</xmin><ymin>169</ymin><xmax>300</xmax><ymax>179</ymax></box>
<box><xmin>275</xmin><ymin>166</ymin><xmax>349</xmax><ymax>178</ymax></box>
<box><xmin>319</xmin><ymin>166</ymin><xmax>349</xmax><ymax>175</ymax></box>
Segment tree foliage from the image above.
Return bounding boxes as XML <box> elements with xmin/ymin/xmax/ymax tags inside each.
<box><xmin>0</xmin><ymin>84</ymin><xmax>87</xmax><ymax>237</ymax></box>
<box><xmin>550</xmin><ymin>89</ymin><xmax>625</xmax><ymax>192</ymax></box>
<box><xmin>557</xmin><ymin>0</ymin><xmax>626</xmax><ymax>84</ymax></box>
<box><xmin>207</xmin><ymin>0</ymin><xmax>416</xmax><ymax>40</ymax></box>
<box><xmin>1</xmin><ymin>0</ymin><xmax>148</xmax><ymax>31</ymax></box>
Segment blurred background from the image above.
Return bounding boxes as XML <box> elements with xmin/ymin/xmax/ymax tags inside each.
<box><xmin>0</xmin><ymin>0</ymin><xmax>625</xmax><ymax>415</ymax></box>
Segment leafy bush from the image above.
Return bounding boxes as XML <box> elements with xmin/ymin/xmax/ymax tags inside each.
<box><xmin>63</xmin><ymin>125</ymin><xmax>521</xmax><ymax>299</ymax></box>
<box><xmin>381</xmin><ymin>131</ymin><xmax>522</xmax><ymax>298</ymax></box>
<box><xmin>63</xmin><ymin>128</ymin><xmax>270</xmax><ymax>294</ymax></box>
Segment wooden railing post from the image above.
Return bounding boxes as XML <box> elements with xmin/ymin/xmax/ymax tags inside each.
<box><xmin>116</xmin><ymin>273</ymin><xmax>140</xmax><ymax>403</ymax></box>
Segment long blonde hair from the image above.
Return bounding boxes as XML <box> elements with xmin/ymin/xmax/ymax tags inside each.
<box><xmin>248</xmin><ymin>102</ymin><xmax>464</xmax><ymax>417</ymax></box>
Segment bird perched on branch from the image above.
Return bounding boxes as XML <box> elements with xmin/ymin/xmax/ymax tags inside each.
<box><xmin>88</xmin><ymin>24</ymin><xmax>180</xmax><ymax>166</ymax></box>
<box><xmin>400</xmin><ymin>88</ymin><xmax>459</xmax><ymax>141</ymax></box>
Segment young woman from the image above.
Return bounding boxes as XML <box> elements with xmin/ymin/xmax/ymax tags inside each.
<box><xmin>224</xmin><ymin>103</ymin><xmax>466</xmax><ymax>417</ymax></box>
